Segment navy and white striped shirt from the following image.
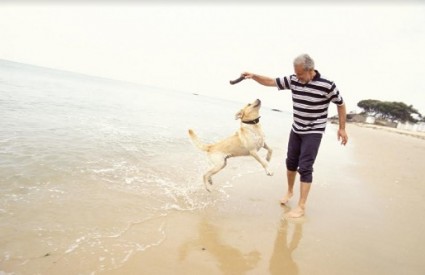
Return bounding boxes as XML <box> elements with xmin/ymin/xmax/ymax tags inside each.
<box><xmin>276</xmin><ymin>70</ymin><xmax>344</xmax><ymax>134</ymax></box>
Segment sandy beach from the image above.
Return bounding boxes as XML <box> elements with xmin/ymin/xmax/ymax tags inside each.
<box><xmin>2</xmin><ymin>116</ymin><xmax>425</xmax><ymax>274</ymax></box>
<box><xmin>82</xmin><ymin>123</ymin><xmax>423</xmax><ymax>275</ymax></box>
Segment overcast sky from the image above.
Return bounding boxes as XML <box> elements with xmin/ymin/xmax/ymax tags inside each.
<box><xmin>1</xmin><ymin>2</ymin><xmax>424</xmax><ymax>115</ymax></box>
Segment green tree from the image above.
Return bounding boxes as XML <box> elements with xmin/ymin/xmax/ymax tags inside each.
<box><xmin>357</xmin><ymin>99</ymin><xmax>422</xmax><ymax>123</ymax></box>
<box><xmin>357</xmin><ymin>99</ymin><xmax>380</xmax><ymax>115</ymax></box>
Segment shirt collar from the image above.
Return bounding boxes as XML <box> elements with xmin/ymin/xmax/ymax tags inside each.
<box><xmin>312</xmin><ymin>70</ymin><xmax>321</xmax><ymax>81</ymax></box>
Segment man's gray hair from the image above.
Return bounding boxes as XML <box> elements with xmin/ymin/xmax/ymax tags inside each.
<box><xmin>294</xmin><ymin>54</ymin><xmax>315</xmax><ymax>71</ymax></box>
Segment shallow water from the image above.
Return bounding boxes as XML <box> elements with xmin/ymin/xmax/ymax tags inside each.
<box><xmin>0</xmin><ymin>60</ymin><xmax>292</xmax><ymax>273</ymax></box>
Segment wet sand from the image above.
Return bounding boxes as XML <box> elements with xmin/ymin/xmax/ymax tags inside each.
<box><xmin>99</xmin><ymin>124</ymin><xmax>425</xmax><ymax>274</ymax></box>
<box><xmin>2</xmin><ymin>123</ymin><xmax>425</xmax><ymax>274</ymax></box>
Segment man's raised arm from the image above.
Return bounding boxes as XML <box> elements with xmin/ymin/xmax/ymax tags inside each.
<box><xmin>242</xmin><ymin>72</ymin><xmax>277</xmax><ymax>87</ymax></box>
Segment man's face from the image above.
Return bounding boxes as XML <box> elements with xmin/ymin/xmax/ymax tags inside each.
<box><xmin>294</xmin><ymin>64</ymin><xmax>312</xmax><ymax>84</ymax></box>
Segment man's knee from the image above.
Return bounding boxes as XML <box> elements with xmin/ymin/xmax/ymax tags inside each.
<box><xmin>286</xmin><ymin>158</ymin><xmax>298</xmax><ymax>171</ymax></box>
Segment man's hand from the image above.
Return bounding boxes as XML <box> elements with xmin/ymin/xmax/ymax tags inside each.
<box><xmin>337</xmin><ymin>129</ymin><xmax>348</xmax><ymax>145</ymax></box>
<box><xmin>242</xmin><ymin>72</ymin><xmax>255</xmax><ymax>79</ymax></box>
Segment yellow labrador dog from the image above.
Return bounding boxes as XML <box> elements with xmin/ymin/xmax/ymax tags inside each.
<box><xmin>188</xmin><ymin>99</ymin><xmax>273</xmax><ymax>191</ymax></box>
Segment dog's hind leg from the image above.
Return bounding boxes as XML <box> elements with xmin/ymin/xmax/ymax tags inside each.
<box><xmin>203</xmin><ymin>154</ymin><xmax>227</xmax><ymax>192</ymax></box>
<box><xmin>249</xmin><ymin>150</ymin><xmax>273</xmax><ymax>176</ymax></box>
<box><xmin>263</xmin><ymin>142</ymin><xmax>273</xmax><ymax>162</ymax></box>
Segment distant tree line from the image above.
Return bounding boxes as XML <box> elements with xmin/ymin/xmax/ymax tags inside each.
<box><xmin>357</xmin><ymin>99</ymin><xmax>423</xmax><ymax>123</ymax></box>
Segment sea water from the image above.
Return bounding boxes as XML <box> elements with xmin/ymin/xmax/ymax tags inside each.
<box><xmin>0</xmin><ymin>60</ymin><xmax>292</xmax><ymax>273</ymax></box>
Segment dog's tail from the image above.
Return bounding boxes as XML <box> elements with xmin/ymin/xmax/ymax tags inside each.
<box><xmin>188</xmin><ymin>129</ymin><xmax>210</xmax><ymax>152</ymax></box>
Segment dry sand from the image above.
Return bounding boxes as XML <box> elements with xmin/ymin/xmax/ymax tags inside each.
<box><xmin>98</xmin><ymin>123</ymin><xmax>425</xmax><ymax>275</ymax></box>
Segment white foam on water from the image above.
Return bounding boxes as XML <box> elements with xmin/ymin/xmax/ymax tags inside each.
<box><xmin>33</xmin><ymin>215</ymin><xmax>169</xmax><ymax>274</ymax></box>
<box><xmin>65</xmin><ymin>236</ymin><xmax>86</xmax><ymax>254</ymax></box>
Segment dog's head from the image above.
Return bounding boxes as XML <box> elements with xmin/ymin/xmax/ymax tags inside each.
<box><xmin>235</xmin><ymin>99</ymin><xmax>261</xmax><ymax>121</ymax></box>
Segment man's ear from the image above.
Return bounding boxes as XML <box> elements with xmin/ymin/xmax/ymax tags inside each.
<box><xmin>235</xmin><ymin>109</ymin><xmax>244</xmax><ymax>120</ymax></box>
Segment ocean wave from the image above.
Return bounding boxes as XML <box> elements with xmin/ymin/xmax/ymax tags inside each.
<box><xmin>0</xmin><ymin>60</ymin><xmax>292</xmax><ymax>274</ymax></box>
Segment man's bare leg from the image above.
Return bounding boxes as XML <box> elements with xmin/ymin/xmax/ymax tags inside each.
<box><xmin>280</xmin><ymin>170</ymin><xmax>297</xmax><ymax>204</ymax></box>
<box><xmin>287</xmin><ymin>182</ymin><xmax>311</xmax><ymax>218</ymax></box>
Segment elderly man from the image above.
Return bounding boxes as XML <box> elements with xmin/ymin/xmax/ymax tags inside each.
<box><xmin>242</xmin><ymin>54</ymin><xmax>348</xmax><ymax>218</ymax></box>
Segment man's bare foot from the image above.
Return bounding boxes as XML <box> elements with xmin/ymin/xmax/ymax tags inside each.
<box><xmin>286</xmin><ymin>206</ymin><xmax>305</xmax><ymax>218</ymax></box>
<box><xmin>280</xmin><ymin>192</ymin><xmax>293</xmax><ymax>205</ymax></box>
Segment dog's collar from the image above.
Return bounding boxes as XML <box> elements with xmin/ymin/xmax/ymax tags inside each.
<box><xmin>242</xmin><ymin>117</ymin><xmax>261</xmax><ymax>125</ymax></box>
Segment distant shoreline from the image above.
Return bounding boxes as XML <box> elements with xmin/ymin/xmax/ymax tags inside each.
<box><xmin>350</xmin><ymin>122</ymin><xmax>425</xmax><ymax>140</ymax></box>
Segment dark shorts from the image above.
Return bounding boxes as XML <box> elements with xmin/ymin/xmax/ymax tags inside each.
<box><xmin>286</xmin><ymin>130</ymin><xmax>323</xmax><ymax>183</ymax></box>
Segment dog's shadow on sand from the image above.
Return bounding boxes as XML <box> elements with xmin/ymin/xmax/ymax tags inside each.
<box><xmin>178</xmin><ymin>217</ymin><xmax>261</xmax><ymax>274</ymax></box>
<box><xmin>178</xmin><ymin>215</ymin><xmax>303</xmax><ymax>274</ymax></box>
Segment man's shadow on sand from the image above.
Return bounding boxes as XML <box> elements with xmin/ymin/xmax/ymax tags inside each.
<box><xmin>269</xmin><ymin>217</ymin><xmax>304</xmax><ymax>275</ymax></box>
<box><xmin>178</xmin><ymin>218</ymin><xmax>261</xmax><ymax>274</ymax></box>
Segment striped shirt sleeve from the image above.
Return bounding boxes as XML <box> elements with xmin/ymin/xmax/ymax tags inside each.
<box><xmin>275</xmin><ymin>76</ymin><xmax>291</xmax><ymax>90</ymax></box>
<box><xmin>328</xmin><ymin>83</ymin><xmax>344</xmax><ymax>106</ymax></box>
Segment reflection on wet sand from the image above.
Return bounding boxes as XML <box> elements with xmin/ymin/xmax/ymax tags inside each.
<box><xmin>179</xmin><ymin>218</ymin><xmax>261</xmax><ymax>274</ymax></box>
<box><xmin>269</xmin><ymin>218</ymin><xmax>303</xmax><ymax>275</ymax></box>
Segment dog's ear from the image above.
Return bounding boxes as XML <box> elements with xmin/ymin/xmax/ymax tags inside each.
<box><xmin>235</xmin><ymin>109</ymin><xmax>244</xmax><ymax>120</ymax></box>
